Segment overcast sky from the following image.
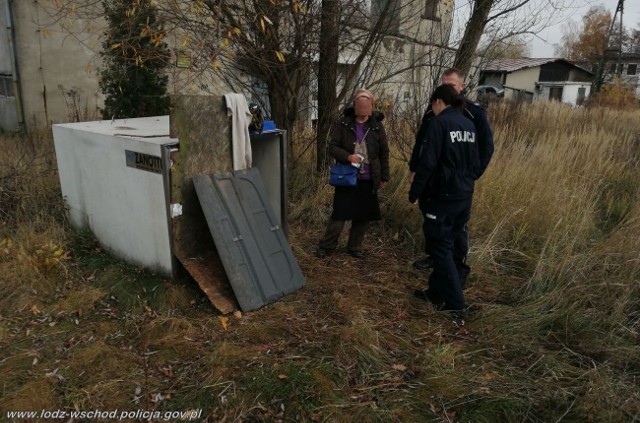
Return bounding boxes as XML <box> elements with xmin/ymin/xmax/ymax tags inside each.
<box><xmin>529</xmin><ymin>0</ymin><xmax>640</xmax><ymax>57</ymax></box>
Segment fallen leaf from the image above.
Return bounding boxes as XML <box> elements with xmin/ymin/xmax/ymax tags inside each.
<box><xmin>392</xmin><ymin>364</ymin><xmax>407</xmax><ymax>372</ymax></box>
<box><xmin>233</xmin><ymin>310</ymin><xmax>242</xmax><ymax>319</ymax></box>
<box><xmin>277</xmin><ymin>374</ymin><xmax>288</xmax><ymax>380</ymax></box>
<box><xmin>158</xmin><ymin>366</ymin><xmax>174</xmax><ymax>378</ymax></box>
<box><xmin>31</xmin><ymin>305</ymin><xmax>41</xmax><ymax>315</ymax></box>
<box><xmin>218</xmin><ymin>316</ymin><xmax>229</xmax><ymax>330</ymax></box>
<box><xmin>457</xmin><ymin>327</ymin><xmax>471</xmax><ymax>335</ymax></box>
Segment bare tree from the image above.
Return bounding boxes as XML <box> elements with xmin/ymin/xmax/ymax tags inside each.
<box><xmin>316</xmin><ymin>0</ymin><xmax>342</xmax><ymax>171</ymax></box>
<box><xmin>454</xmin><ymin>0</ymin><xmax>494</xmax><ymax>75</ymax></box>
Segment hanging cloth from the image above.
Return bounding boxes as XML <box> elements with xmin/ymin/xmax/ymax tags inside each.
<box><xmin>223</xmin><ymin>93</ymin><xmax>253</xmax><ymax>170</ymax></box>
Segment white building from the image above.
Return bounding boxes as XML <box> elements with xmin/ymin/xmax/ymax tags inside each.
<box><xmin>479</xmin><ymin>58</ymin><xmax>593</xmax><ymax>106</ymax></box>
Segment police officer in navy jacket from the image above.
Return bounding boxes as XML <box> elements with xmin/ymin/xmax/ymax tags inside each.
<box><xmin>409</xmin><ymin>68</ymin><xmax>494</xmax><ymax>290</ymax></box>
<box><xmin>409</xmin><ymin>84</ymin><xmax>482</xmax><ymax>319</ymax></box>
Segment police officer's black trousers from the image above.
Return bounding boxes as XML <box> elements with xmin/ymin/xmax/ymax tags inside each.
<box><xmin>454</xmin><ymin>226</ymin><xmax>471</xmax><ymax>288</ymax></box>
<box><xmin>421</xmin><ymin>197</ymin><xmax>472</xmax><ymax>311</ymax></box>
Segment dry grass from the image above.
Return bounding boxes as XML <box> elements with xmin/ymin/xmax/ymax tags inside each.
<box><xmin>1</xmin><ymin>100</ymin><xmax>639</xmax><ymax>422</ymax></box>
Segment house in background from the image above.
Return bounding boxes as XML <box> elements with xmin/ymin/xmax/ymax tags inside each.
<box><xmin>478</xmin><ymin>58</ymin><xmax>593</xmax><ymax>106</ymax></box>
<box><xmin>601</xmin><ymin>52</ymin><xmax>640</xmax><ymax>98</ymax></box>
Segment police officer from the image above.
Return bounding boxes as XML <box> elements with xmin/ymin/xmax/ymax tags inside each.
<box><xmin>408</xmin><ymin>84</ymin><xmax>482</xmax><ymax>319</ymax></box>
<box><xmin>410</xmin><ymin>68</ymin><xmax>494</xmax><ymax>289</ymax></box>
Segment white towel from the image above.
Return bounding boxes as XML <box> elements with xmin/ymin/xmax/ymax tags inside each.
<box><xmin>223</xmin><ymin>93</ymin><xmax>252</xmax><ymax>170</ymax></box>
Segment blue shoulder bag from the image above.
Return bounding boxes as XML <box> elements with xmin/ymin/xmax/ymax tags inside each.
<box><xmin>329</xmin><ymin>162</ymin><xmax>358</xmax><ymax>187</ymax></box>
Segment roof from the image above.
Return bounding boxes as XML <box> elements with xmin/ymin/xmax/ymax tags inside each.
<box><xmin>482</xmin><ymin>58</ymin><xmax>593</xmax><ymax>75</ymax></box>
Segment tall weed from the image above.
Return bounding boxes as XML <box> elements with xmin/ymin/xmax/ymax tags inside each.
<box><xmin>2</xmin><ymin>100</ymin><xmax>639</xmax><ymax>421</ymax></box>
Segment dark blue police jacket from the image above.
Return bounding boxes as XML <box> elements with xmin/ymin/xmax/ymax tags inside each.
<box><xmin>409</xmin><ymin>99</ymin><xmax>494</xmax><ymax>179</ymax></box>
<box><xmin>408</xmin><ymin>107</ymin><xmax>481</xmax><ymax>203</ymax></box>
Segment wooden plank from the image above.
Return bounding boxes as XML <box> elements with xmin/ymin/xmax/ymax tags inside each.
<box><xmin>177</xmin><ymin>253</ymin><xmax>237</xmax><ymax>314</ymax></box>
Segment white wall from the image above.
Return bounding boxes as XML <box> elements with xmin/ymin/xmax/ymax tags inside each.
<box><xmin>534</xmin><ymin>83</ymin><xmax>591</xmax><ymax>106</ymax></box>
<box><xmin>561</xmin><ymin>84</ymin><xmax>591</xmax><ymax>106</ymax></box>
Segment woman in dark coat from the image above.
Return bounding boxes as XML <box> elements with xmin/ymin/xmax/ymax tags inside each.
<box><xmin>316</xmin><ymin>89</ymin><xmax>390</xmax><ymax>259</ymax></box>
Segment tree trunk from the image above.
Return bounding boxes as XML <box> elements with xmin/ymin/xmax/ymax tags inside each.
<box><xmin>315</xmin><ymin>0</ymin><xmax>341</xmax><ymax>172</ymax></box>
<box><xmin>453</xmin><ymin>0</ymin><xmax>495</xmax><ymax>76</ymax></box>
<box><xmin>265</xmin><ymin>69</ymin><xmax>301</xmax><ymax>154</ymax></box>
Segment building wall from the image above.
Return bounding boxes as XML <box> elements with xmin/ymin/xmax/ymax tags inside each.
<box><xmin>602</xmin><ymin>54</ymin><xmax>640</xmax><ymax>99</ymax></box>
<box><xmin>504</xmin><ymin>67</ymin><xmax>540</xmax><ymax>100</ymax></box>
<box><xmin>561</xmin><ymin>84</ymin><xmax>590</xmax><ymax>105</ymax></box>
<box><xmin>1</xmin><ymin>0</ymin><xmax>16</xmax><ymax>129</ymax></box>
<box><xmin>399</xmin><ymin>0</ymin><xmax>453</xmax><ymax>46</ymax></box>
<box><xmin>534</xmin><ymin>83</ymin><xmax>591</xmax><ymax>106</ymax></box>
<box><xmin>0</xmin><ymin>0</ymin><xmax>10</xmax><ymax>74</ymax></box>
<box><xmin>5</xmin><ymin>1</ymin><xmax>104</xmax><ymax>129</ymax></box>
<box><xmin>618</xmin><ymin>64</ymin><xmax>640</xmax><ymax>99</ymax></box>
<box><xmin>364</xmin><ymin>0</ymin><xmax>454</xmax><ymax>115</ymax></box>
<box><xmin>369</xmin><ymin>41</ymin><xmax>456</xmax><ymax>115</ymax></box>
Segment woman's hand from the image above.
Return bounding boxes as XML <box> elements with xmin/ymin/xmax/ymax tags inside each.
<box><xmin>347</xmin><ymin>154</ymin><xmax>363</xmax><ymax>164</ymax></box>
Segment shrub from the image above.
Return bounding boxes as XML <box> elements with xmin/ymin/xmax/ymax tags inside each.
<box><xmin>587</xmin><ymin>76</ymin><xmax>638</xmax><ymax>110</ymax></box>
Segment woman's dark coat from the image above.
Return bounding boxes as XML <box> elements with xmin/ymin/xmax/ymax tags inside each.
<box><xmin>328</xmin><ymin>107</ymin><xmax>390</xmax><ymax>189</ymax></box>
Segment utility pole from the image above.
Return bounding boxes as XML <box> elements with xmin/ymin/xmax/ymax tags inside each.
<box><xmin>594</xmin><ymin>0</ymin><xmax>624</xmax><ymax>92</ymax></box>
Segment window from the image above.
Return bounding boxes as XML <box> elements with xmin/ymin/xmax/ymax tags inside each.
<box><xmin>627</xmin><ymin>64</ymin><xmax>637</xmax><ymax>75</ymax></box>
<box><xmin>371</xmin><ymin>0</ymin><xmax>401</xmax><ymax>34</ymax></box>
<box><xmin>617</xmin><ymin>63</ymin><xmax>624</xmax><ymax>74</ymax></box>
<box><xmin>610</xmin><ymin>63</ymin><xmax>617</xmax><ymax>74</ymax></box>
<box><xmin>549</xmin><ymin>87</ymin><xmax>563</xmax><ymax>101</ymax></box>
<box><xmin>0</xmin><ymin>75</ymin><xmax>14</xmax><ymax>97</ymax></box>
<box><xmin>423</xmin><ymin>0</ymin><xmax>439</xmax><ymax>20</ymax></box>
<box><xmin>577</xmin><ymin>87</ymin><xmax>586</xmax><ymax>105</ymax></box>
